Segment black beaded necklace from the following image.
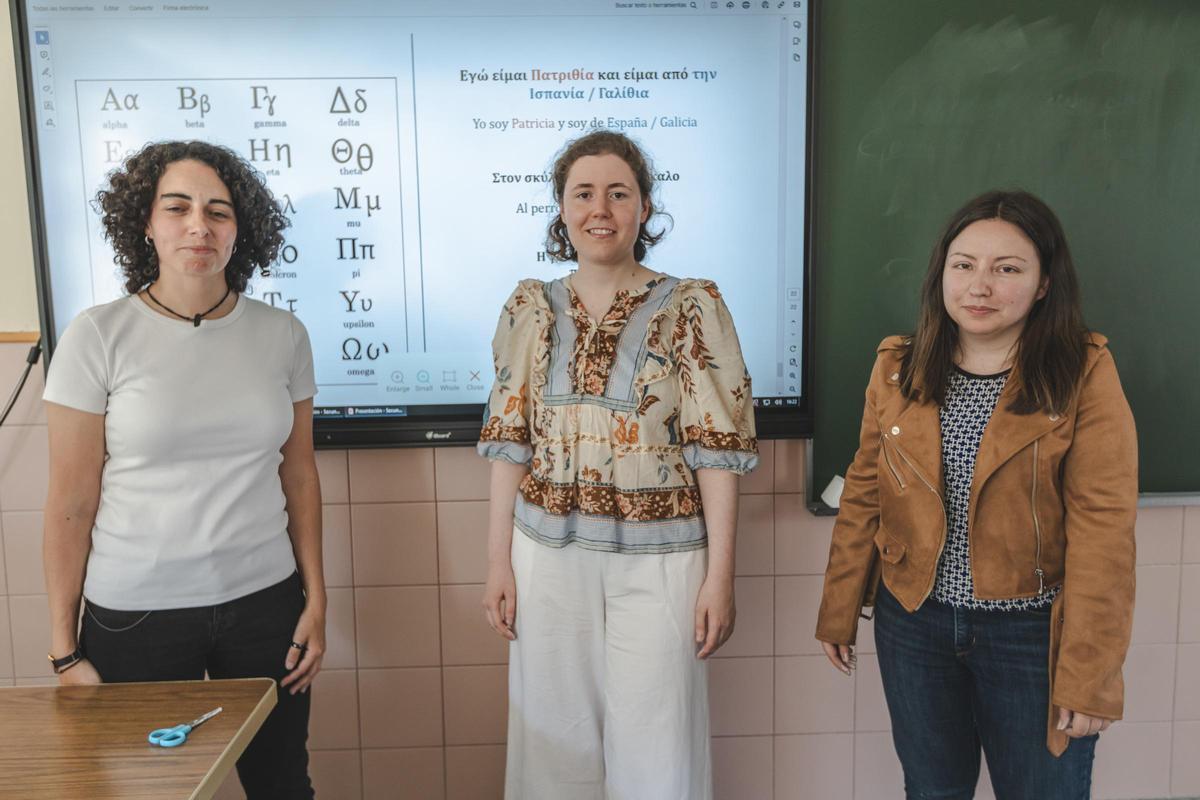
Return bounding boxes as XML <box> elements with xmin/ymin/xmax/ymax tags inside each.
<box><xmin>145</xmin><ymin>285</ymin><xmax>232</xmax><ymax>327</ymax></box>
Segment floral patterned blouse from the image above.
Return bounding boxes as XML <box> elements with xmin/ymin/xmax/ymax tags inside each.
<box><xmin>477</xmin><ymin>274</ymin><xmax>758</xmax><ymax>554</ymax></box>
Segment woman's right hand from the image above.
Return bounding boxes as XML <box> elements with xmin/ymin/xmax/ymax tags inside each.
<box><xmin>821</xmin><ymin>641</ymin><xmax>856</xmax><ymax>676</ymax></box>
<box><xmin>57</xmin><ymin>658</ymin><xmax>102</xmax><ymax>686</ymax></box>
<box><xmin>482</xmin><ymin>564</ymin><xmax>517</xmax><ymax>641</ymax></box>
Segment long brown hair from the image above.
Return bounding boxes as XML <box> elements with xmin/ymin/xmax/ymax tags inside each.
<box><xmin>900</xmin><ymin>190</ymin><xmax>1088</xmax><ymax>415</ymax></box>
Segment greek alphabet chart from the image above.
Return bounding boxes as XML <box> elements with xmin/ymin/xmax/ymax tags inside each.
<box><xmin>76</xmin><ymin>78</ymin><xmax>411</xmax><ymax>407</ymax></box>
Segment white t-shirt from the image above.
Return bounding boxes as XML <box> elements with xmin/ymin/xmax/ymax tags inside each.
<box><xmin>44</xmin><ymin>294</ymin><xmax>317</xmax><ymax>610</ymax></box>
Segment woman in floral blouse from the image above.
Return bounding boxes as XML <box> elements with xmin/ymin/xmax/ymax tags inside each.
<box><xmin>478</xmin><ymin>129</ymin><xmax>758</xmax><ymax>800</ymax></box>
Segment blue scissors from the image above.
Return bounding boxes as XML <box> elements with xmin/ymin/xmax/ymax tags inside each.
<box><xmin>148</xmin><ymin>706</ymin><xmax>223</xmax><ymax>748</ymax></box>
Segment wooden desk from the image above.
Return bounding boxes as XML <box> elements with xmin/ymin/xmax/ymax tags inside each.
<box><xmin>0</xmin><ymin>678</ymin><xmax>276</xmax><ymax>800</ymax></box>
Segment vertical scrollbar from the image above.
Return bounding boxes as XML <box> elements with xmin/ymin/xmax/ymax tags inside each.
<box><xmin>782</xmin><ymin>5</ymin><xmax>808</xmax><ymax>400</ymax></box>
<box><xmin>775</xmin><ymin>13</ymin><xmax>791</xmax><ymax>399</ymax></box>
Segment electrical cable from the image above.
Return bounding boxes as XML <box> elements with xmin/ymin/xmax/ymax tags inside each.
<box><xmin>0</xmin><ymin>340</ymin><xmax>43</xmax><ymax>428</ymax></box>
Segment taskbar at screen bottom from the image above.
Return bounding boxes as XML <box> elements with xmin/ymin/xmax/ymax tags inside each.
<box><xmin>308</xmin><ymin>398</ymin><xmax>810</xmax><ymax>449</ymax></box>
<box><xmin>315</xmin><ymin>405</ymin><xmax>408</xmax><ymax>419</ymax></box>
<box><xmin>311</xmin><ymin>403</ymin><xmax>488</xmax><ymax>448</ymax></box>
<box><xmin>314</xmin><ymin>402</ymin><xmax>486</xmax><ymax>420</ymax></box>
<box><xmin>316</xmin><ymin>397</ymin><xmax>801</xmax><ymax>419</ymax></box>
<box><xmin>754</xmin><ymin>396</ymin><xmax>801</xmax><ymax>409</ymax></box>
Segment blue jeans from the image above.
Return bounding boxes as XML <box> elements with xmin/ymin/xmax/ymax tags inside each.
<box><xmin>873</xmin><ymin>584</ymin><xmax>1096</xmax><ymax>800</ymax></box>
<box><xmin>80</xmin><ymin>572</ymin><xmax>313</xmax><ymax>799</ymax></box>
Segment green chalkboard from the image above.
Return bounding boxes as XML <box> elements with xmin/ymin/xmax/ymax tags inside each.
<box><xmin>811</xmin><ymin>0</ymin><xmax>1200</xmax><ymax>498</ymax></box>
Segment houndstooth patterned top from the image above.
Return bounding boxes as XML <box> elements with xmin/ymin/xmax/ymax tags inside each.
<box><xmin>933</xmin><ymin>367</ymin><xmax>1059</xmax><ymax>611</ymax></box>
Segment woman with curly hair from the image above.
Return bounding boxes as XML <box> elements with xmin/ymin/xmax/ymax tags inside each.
<box><xmin>479</xmin><ymin>129</ymin><xmax>758</xmax><ymax>799</ymax></box>
<box><xmin>42</xmin><ymin>140</ymin><xmax>324</xmax><ymax>798</ymax></box>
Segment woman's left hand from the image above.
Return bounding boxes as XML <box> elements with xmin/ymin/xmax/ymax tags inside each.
<box><xmin>280</xmin><ymin>602</ymin><xmax>326</xmax><ymax>695</ymax></box>
<box><xmin>1057</xmin><ymin>707</ymin><xmax>1112</xmax><ymax>738</ymax></box>
<box><xmin>694</xmin><ymin>575</ymin><xmax>736</xmax><ymax>659</ymax></box>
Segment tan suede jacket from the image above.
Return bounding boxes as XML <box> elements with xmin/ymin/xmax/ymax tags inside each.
<box><xmin>815</xmin><ymin>333</ymin><xmax>1137</xmax><ymax>755</ymax></box>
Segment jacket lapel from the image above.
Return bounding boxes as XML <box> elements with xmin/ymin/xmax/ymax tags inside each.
<box><xmin>884</xmin><ymin>398</ymin><xmax>944</xmax><ymax>492</ymax></box>
<box><xmin>973</xmin><ymin>380</ymin><xmax>1068</xmax><ymax>493</ymax></box>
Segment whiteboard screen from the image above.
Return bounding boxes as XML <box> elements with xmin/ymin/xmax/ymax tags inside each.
<box><xmin>15</xmin><ymin>0</ymin><xmax>814</xmax><ymax>443</ymax></box>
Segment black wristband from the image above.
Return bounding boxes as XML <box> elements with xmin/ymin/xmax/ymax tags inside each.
<box><xmin>55</xmin><ymin>657</ymin><xmax>84</xmax><ymax>675</ymax></box>
<box><xmin>48</xmin><ymin>647</ymin><xmax>84</xmax><ymax>674</ymax></box>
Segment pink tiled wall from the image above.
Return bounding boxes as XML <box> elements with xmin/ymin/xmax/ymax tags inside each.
<box><xmin>1</xmin><ymin>341</ymin><xmax>1198</xmax><ymax>799</ymax></box>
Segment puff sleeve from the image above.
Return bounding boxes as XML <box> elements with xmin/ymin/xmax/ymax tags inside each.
<box><xmin>673</xmin><ymin>281</ymin><xmax>758</xmax><ymax>474</ymax></box>
<box><xmin>477</xmin><ymin>280</ymin><xmax>550</xmax><ymax>465</ymax></box>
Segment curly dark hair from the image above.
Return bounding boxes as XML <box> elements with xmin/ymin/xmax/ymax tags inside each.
<box><xmin>545</xmin><ymin>130</ymin><xmax>670</xmax><ymax>262</ymax></box>
<box><xmin>95</xmin><ymin>140</ymin><xmax>289</xmax><ymax>294</ymax></box>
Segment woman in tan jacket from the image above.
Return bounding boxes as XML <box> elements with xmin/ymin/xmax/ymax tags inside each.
<box><xmin>815</xmin><ymin>190</ymin><xmax>1137</xmax><ymax>799</ymax></box>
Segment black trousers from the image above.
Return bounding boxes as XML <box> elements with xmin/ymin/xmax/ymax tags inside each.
<box><xmin>80</xmin><ymin>572</ymin><xmax>314</xmax><ymax>799</ymax></box>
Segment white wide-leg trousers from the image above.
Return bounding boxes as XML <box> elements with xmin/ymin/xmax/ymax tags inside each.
<box><xmin>504</xmin><ymin>529</ymin><xmax>712</xmax><ymax>800</ymax></box>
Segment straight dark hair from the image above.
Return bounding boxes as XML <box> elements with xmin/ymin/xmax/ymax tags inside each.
<box><xmin>899</xmin><ymin>190</ymin><xmax>1088</xmax><ymax>416</ymax></box>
